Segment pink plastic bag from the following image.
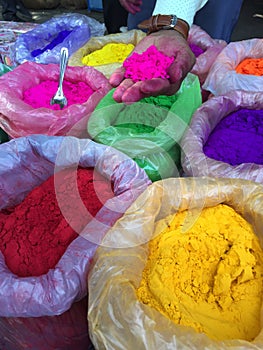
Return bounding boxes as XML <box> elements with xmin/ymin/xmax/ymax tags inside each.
<box><xmin>0</xmin><ymin>61</ymin><xmax>111</xmax><ymax>138</ymax></box>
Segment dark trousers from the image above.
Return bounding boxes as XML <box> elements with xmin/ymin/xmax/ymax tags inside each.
<box><xmin>194</xmin><ymin>0</ymin><xmax>244</xmax><ymax>42</ymax></box>
<box><xmin>0</xmin><ymin>0</ymin><xmax>17</xmax><ymax>17</ymax></box>
<box><xmin>102</xmin><ymin>0</ymin><xmax>128</xmax><ymax>33</ymax></box>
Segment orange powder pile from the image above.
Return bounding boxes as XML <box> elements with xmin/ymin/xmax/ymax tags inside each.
<box><xmin>235</xmin><ymin>58</ymin><xmax>263</xmax><ymax>76</ymax></box>
<box><xmin>137</xmin><ymin>204</ymin><xmax>263</xmax><ymax>341</ymax></box>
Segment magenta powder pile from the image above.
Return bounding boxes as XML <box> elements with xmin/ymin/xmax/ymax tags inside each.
<box><xmin>123</xmin><ymin>45</ymin><xmax>174</xmax><ymax>82</ymax></box>
<box><xmin>203</xmin><ymin>108</ymin><xmax>263</xmax><ymax>166</ymax></box>
<box><xmin>23</xmin><ymin>80</ymin><xmax>95</xmax><ymax>110</ymax></box>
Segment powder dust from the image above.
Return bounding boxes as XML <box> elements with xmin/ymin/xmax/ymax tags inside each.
<box><xmin>136</xmin><ymin>204</ymin><xmax>263</xmax><ymax>341</ymax></box>
<box><xmin>82</xmin><ymin>42</ymin><xmax>134</xmax><ymax>66</ymax></box>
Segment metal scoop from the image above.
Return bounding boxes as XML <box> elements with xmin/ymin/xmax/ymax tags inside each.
<box><xmin>50</xmin><ymin>47</ymin><xmax>69</xmax><ymax>109</ymax></box>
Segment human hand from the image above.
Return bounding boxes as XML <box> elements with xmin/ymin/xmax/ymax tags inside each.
<box><xmin>109</xmin><ymin>30</ymin><xmax>196</xmax><ymax>103</ymax></box>
<box><xmin>119</xmin><ymin>0</ymin><xmax>142</xmax><ymax>14</ymax></box>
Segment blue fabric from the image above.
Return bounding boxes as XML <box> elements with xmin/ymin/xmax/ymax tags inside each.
<box><xmin>127</xmin><ymin>0</ymin><xmax>155</xmax><ymax>31</ymax></box>
<box><xmin>194</xmin><ymin>0</ymin><xmax>244</xmax><ymax>42</ymax></box>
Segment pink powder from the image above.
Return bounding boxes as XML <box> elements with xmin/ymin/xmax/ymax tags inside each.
<box><xmin>23</xmin><ymin>80</ymin><xmax>95</xmax><ymax>110</ymax></box>
<box><xmin>123</xmin><ymin>45</ymin><xmax>174</xmax><ymax>82</ymax></box>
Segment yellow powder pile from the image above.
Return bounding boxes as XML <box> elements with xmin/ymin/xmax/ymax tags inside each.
<box><xmin>82</xmin><ymin>43</ymin><xmax>134</xmax><ymax>66</ymax></box>
<box><xmin>136</xmin><ymin>204</ymin><xmax>263</xmax><ymax>341</ymax></box>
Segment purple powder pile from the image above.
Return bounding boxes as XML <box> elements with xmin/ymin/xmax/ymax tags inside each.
<box><xmin>203</xmin><ymin>108</ymin><xmax>263</xmax><ymax>166</ymax></box>
<box><xmin>31</xmin><ymin>29</ymin><xmax>73</xmax><ymax>57</ymax></box>
<box><xmin>189</xmin><ymin>43</ymin><xmax>204</xmax><ymax>57</ymax></box>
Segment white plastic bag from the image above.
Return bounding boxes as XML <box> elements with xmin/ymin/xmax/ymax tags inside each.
<box><xmin>180</xmin><ymin>90</ymin><xmax>263</xmax><ymax>184</ymax></box>
<box><xmin>203</xmin><ymin>38</ymin><xmax>263</xmax><ymax>96</ymax></box>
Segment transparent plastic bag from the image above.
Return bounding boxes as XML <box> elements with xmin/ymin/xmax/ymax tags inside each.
<box><xmin>69</xmin><ymin>30</ymin><xmax>146</xmax><ymax>78</ymax></box>
<box><xmin>203</xmin><ymin>38</ymin><xmax>263</xmax><ymax>96</ymax></box>
<box><xmin>188</xmin><ymin>24</ymin><xmax>227</xmax><ymax>85</ymax></box>
<box><xmin>12</xmin><ymin>13</ymin><xmax>105</xmax><ymax>65</ymax></box>
<box><xmin>88</xmin><ymin>73</ymin><xmax>201</xmax><ymax>181</ymax></box>
<box><xmin>0</xmin><ymin>134</ymin><xmax>150</xmax><ymax>349</ymax></box>
<box><xmin>0</xmin><ymin>61</ymin><xmax>111</xmax><ymax>138</ymax></box>
<box><xmin>88</xmin><ymin>177</ymin><xmax>263</xmax><ymax>350</ymax></box>
<box><xmin>180</xmin><ymin>90</ymin><xmax>263</xmax><ymax>184</ymax></box>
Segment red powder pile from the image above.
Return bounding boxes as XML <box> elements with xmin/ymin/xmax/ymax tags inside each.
<box><xmin>123</xmin><ymin>45</ymin><xmax>174</xmax><ymax>82</ymax></box>
<box><xmin>235</xmin><ymin>58</ymin><xmax>263</xmax><ymax>76</ymax></box>
<box><xmin>23</xmin><ymin>80</ymin><xmax>95</xmax><ymax>110</ymax></box>
<box><xmin>0</xmin><ymin>167</ymin><xmax>113</xmax><ymax>277</ymax></box>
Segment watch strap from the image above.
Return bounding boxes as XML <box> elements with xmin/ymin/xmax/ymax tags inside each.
<box><xmin>138</xmin><ymin>15</ymin><xmax>189</xmax><ymax>39</ymax></box>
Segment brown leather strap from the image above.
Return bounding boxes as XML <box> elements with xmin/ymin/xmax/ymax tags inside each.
<box><xmin>138</xmin><ymin>15</ymin><xmax>189</xmax><ymax>39</ymax></box>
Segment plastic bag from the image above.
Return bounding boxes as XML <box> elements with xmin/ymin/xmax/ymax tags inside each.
<box><xmin>68</xmin><ymin>30</ymin><xmax>146</xmax><ymax>78</ymax></box>
<box><xmin>88</xmin><ymin>73</ymin><xmax>201</xmax><ymax>181</ymax></box>
<box><xmin>0</xmin><ymin>63</ymin><xmax>13</xmax><ymax>76</ymax></box>
<box><xmin>12</xmin><ymin>13</ymin><xmax>105</xmax><ymax>65</ymax></box>
<box><xmin>180</xmin><ymin>90</ymin><xmax>263</xmax><ymax>184</ymax></box>
<box><xmin>0</xmin><ymin>134</ymin><xmax>150</xmax><ymax>349</ymax></box>
<box><xmin>203</xmin><ymin>38</ymin><xmax>263</xmax><ymax>96</ymax></box>
<box><xmin>0</xmin><ymin>61</ymin><xmax>111</xmax><ymax>138</ymax></box>
<box><xmin>188</xmin><ymin>24</ymin><xmax>227</xmax><ymax>85</ymax></box>
<box><xmin>88</xmin><ymin>176</ymin><xmax>263</xmax><ymax>349</ymax></box>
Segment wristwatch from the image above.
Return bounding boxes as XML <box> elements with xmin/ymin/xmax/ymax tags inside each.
<box><xmin>138</xmin><ymin>15</ymin><xmax>189</xmax><ymax>40</ymax></box>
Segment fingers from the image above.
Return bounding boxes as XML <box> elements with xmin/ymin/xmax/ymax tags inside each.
<box><xmin>113</xmin><ymin>78</ymin><xmax>175</xmax><ymax>103</ymax></box>
<box><xmin>112</xmin><ymin>79</ymin><xmax>134</xmax><ymax>102</ymax></box>
<box><xmin>109</xmin><ymin>67</ymin><xmax>126</xmax><ymax>87</ymax></box>
<box><xmin>119</xmin><ymin>0</ymin><xmax>142</xmax><ymax>14</ymax></box>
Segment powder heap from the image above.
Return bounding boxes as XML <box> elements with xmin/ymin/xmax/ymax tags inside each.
<box><xmin>31</xmin><ymin>29</ymin><xmax>73</xmax><ymax>57</ymax></box>
<box><xmin>137</xmin><ymin>204</ymin><xmax>263</xmax><ymax>341</ymax></box>
<box><xmin>189</xmin><ymin>43</ymin><xmax>204</xmax><ymax>57</ymax></box>
<box><xmin>82</xmin><ymin>43</ymin><xmax>134</xmax><ymax>66</ymax></box>
<box><xmin>123</xmin><ymin>45</ymin><xmax>174</xmax><ymax>82</ymax></box>
<box><xmin>203</xmin><ymin>108</ymin><xmax>263</xmax><ymax>166</ymax></box>
<box><xmin>0</xmin><ymin>167</ymin><xmax>113</xmax><ymax>277</ymax></box>
<box><xmin>235</xmin><ymin>58</ymin><xmax>263</xmax><ymax>76</ymax></box>
<box><xmin>23</xmin><ymin>79</ymin><xmax>94</xmax><ymax>110</ymax></box>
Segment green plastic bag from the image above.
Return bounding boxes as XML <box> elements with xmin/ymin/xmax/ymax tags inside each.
<box><xmin>0</xmin><ymin>128</ymin><xmax>9</xmax><ymax>144</ymax></box>
<box><xmin>0</xmin><ymin>63</ymin><xmax>13</xmax><ymax>77</ymax></box>
<box><xmin>88</xmin><ymin>73</ymin><xmax>201</xmax><ymax>181</ymax></box>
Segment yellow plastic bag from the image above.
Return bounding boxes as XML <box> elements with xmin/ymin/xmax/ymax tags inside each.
<box><xmin>68</xmin><ymin>30</ymin><xmax>146</xmax><ymax>78</ymax></box>
<box><xmin>88</xmin><ymin>177</ymin><xmax>263</xmax><ymax>349</ymax></box>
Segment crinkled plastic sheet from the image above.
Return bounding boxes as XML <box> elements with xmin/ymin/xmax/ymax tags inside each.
<box><xmin>12</xmin><ymin>13</ymin><xmax>105</xmax><ymax>65</ymax></box>
<box><xmin>188</xmin><ymin>24</ymin><xmax>227</xmax><ymax>85</ymax></box>
<box><xmin>88</xmin><ymin>177</ymin><xmax>263</xmax><ymax>350</ymax></box>
<box><xmin>68</xmin><ymin>30</ymin><xmax>146</xmax><ymax>78</ymax></box>
<box><xmin>180</xmin><ymin>90</ymin><xmax>263</xmax><ymax>184</ymax></box>
<box><xmin>88</xmin><ymin>73</ymin><xmax>201</xmax><ymax>181</ymax></box>
<box><xmin>0</xmin><ymin>61</ymin><xmax>111</xmax><ymax>138</ymax></box>
<box><xmin>0</xmin><ymin>135</ymin><xmax>150</xmax><ymax>348</ymax></box>
<box><xmin>203</xmin><ymin>38</ymin><xmax>263</xmax><ymax>96</ymax></box>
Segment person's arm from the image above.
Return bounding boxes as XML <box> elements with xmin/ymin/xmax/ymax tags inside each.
<box><xmin>110</xmin><ymin>0</ymin><xmax>208</xmax><ymax>103</ymax></box>
<box><xmin>153</xmin><ymin>0</ymin><xmax>208</xmax><ymax>26</ymax></box>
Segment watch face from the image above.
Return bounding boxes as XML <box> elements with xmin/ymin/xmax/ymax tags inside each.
<box><xmin>170</xmin><ymin>15</ymin><xmax>178</xmax><ymax>27</ymax></box>
<box><xmin>163</xmin><ymin>15</ymin><xmax>178</xmax><ymax>30</ymax></box>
